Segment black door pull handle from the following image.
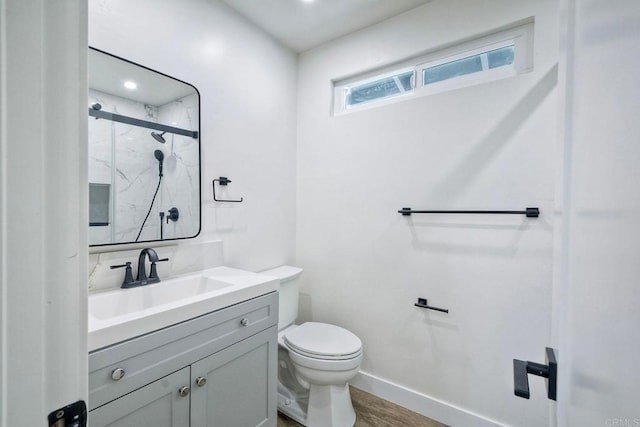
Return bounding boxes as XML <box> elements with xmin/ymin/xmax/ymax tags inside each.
<box><xmin>513</xmin><ymin>347</ymin><xmax>557</xmax><ymax>400</ymax></box>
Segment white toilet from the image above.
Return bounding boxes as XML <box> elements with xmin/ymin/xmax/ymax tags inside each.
<box><xmin>261</xmin><ymin>266</ymin><xmax>363</xmax><ymax>427</ymax></box>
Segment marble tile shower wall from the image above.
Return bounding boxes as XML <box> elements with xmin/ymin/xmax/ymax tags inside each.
<box><xmin>88</xmin><ymin>90</ymin><xmax>199</xmax><ymax>245</ymax></box>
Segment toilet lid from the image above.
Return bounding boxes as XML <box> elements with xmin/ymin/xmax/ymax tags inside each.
<box><xmin>284</xmin><ymin>322</ymin><xmax>362</xmax><ymax>359</ymax></box>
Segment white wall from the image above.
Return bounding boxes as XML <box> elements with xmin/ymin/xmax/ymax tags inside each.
<box><xmin>88</xmin><ymin>0</ymin><xmax>297</xmax><ymax>279</ymax></box>
<box><xmin>555</xmin><ymin>0</ymin><xmax>640</xmax><ymax>425</ymax></box>
<box><xmin>296</xmin><ymin>1</ymin><xmax>559</xmax><ymax>425</ymax></box>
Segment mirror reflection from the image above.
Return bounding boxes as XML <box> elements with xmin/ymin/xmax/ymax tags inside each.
<box><xmin>88</xmin><ymin>47</ymin><xmax>201</xmax><ymax>246</ymax></box>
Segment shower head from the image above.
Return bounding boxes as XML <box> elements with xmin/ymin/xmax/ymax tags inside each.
<box><xmin>154</xmin><ymin>149</ymin><xmax>164</xmax><ymax>176</ymax></box>
<box><xmin>151</xmin><ymin>131</ymin><xmax>167</xmax><ymax>144</ymax></box>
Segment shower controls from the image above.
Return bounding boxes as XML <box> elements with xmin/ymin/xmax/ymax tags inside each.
<box><xmin>111</xmin><ymin>368</ymin><xmax>125</xmax><ymax>381</ymax></box>
<box><xmin>167</xmin><ymin>207</ymin><xmax>179</xmax><ymax>223</ymax></box>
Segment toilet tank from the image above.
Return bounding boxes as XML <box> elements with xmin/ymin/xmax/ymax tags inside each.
<box><xmin>260</xmin><ymin>265</ymin><xmax>303</xmax><ymax>330</ymax></box>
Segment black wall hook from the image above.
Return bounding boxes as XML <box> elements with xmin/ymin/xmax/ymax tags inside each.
<box><xmin>213</xmin><ymin>177</ymin><xmax>244</xmax><ymax>202</ymax></box>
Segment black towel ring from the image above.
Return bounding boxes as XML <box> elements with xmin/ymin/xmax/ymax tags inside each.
<box><xmin>212</xmin><ymin>177</ymin><xmax>243</xmax><ymax>203</ymax></box>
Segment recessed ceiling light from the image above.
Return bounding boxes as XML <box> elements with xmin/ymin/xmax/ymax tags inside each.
<box><xmin>124</xmin><ymin>80</ymin><xmax>137</xmax><ymax>90</ymax></box>
<box><xmin>301</xmin><ymin>0</ymin><xmax>315</xmax><ymax>3</ymax></box>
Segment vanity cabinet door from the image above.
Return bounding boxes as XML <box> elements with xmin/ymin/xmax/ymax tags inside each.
<box><xmin>191</xmin><ymin>326</ymin><xmax>278</xmax><ymax>427</ymax></box>
<box><xmin>88</xmin><ymin>367</ymin><xmax>190</xmax><ymax>427</ymax></box>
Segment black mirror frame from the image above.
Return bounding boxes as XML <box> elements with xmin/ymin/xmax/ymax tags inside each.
<box><xmin>88</xmin><ymin>46</ymin><xmax>201</xmax><ymax>247</ymax></box>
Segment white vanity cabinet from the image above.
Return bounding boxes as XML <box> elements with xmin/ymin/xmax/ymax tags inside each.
<box><xmin>190</xmin><ymin>328</ymin><xmax>276</xmax><ymax>426</ymax></box>
<box><xmin>88</xmin><ymin>292</ymin><xmax>278</xmax><ymax>427</ymax></box>
<box><xmin>89</xmin><ymin>367</ymin><xmax>191</xmax><ymax>426</ymax></box>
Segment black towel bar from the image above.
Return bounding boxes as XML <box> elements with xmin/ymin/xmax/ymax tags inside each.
<box><xmin>398</xmin><ymin>207</ymin><xmax>539</xmax><ymax>218</ymax></box>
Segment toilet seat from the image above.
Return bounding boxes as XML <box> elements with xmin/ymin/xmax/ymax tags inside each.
<box><xmin>284</xmin><ymin>322</ymin><xmax>362</xmax><ymax>360</ymax></box>
<box><xmin>287</xmin><ymin>345</ymin><xmax>363</xmax><ymax>372</ymax></box>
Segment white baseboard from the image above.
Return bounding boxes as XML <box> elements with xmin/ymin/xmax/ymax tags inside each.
<box><xmin>350</xmin><ymin>371</ymin><xmax>505</xmax><ymax>427</ymax></box>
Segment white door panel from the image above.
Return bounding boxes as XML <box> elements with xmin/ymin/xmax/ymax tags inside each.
<box><xmin>556</xmin><ymin>0</ymin><xmax>640</xmax><ymax>425</ymax></box>
<box><xmin>0</xmin><ymin>1</ymin><xmax>88</xmax><ymax>425</ymax></box>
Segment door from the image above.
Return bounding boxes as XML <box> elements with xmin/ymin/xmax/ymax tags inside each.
<box><xmin>0</xmin><ymin>1</ymin><xmax>88</xmax><ymax>425</ymax></box>
<box><xmin>88</xmin><ymin>367</ymin><xmax>190</xmax><ymax>427</ymax></box>
<box><xmin>555</xmin><ymin>0</ymin><xmax>640</xmax><ymax>425</ymax></box>
<box><xmin>191</xmin><ymin>327</ymin><xmax>277</xmax><ymax>427</ymax></box>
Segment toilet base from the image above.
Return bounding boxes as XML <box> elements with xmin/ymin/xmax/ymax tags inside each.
<box><xmin>278</xmin><ymin>382</ymin><xmax>308</xmax><ymax>425</ymax></box>
<box><xmin>306</xmin><ymin>383</ymin><xmax>356</xmax><ymax>427</ymax></box>
<box><xmin>278</xmin><ymin>382</ymin><xmax>356</xmax><ymax>427</ymax></box>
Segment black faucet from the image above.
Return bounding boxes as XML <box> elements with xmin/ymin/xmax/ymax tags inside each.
<box><xmin>110</xmin><ymin>248</ymin><xmax>169</xmax><ymax>288</ymax></box>
<box><xmin>136</xmin><ymin>248</ymin><xmax>169</xmax><ymax>285</ymax></box>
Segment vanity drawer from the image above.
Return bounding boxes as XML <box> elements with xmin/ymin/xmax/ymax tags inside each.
<box><xmin>88</xmin><ymin>291</ymin><xmax>277</xmax><ymax>410</ymax></box>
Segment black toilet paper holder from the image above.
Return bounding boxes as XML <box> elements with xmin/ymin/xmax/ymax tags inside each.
<box><xmin>414</xmin><ymin>298</ymin><xmax>449</xmax><ymax>313</ymax></box>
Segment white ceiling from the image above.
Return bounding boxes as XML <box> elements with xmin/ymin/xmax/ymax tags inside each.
<box><xmin>221</xmin><ymin>0</ymin><xmax>433</xmax><ymax>52</ymax></box>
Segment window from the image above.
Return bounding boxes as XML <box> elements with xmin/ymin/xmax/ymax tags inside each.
<box><xmin>422</xmin><ymin>44</ymin><xmax>515</xmax><ymax>86</ymax></box>
<box><xmin>345</xmin><ymin>69</ymin><xmax>414</xmax><ymax>107</ymax></box>
<box><xmin>333</xmin><ymin>22</ymin><xmax>533</xmax><ymax>115</ymax></box>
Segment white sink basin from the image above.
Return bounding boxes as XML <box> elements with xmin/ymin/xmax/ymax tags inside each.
<box><xmin>88</xmin><ymin>266</ymin><xmax>278</xmax><ymax>351</ymax></box>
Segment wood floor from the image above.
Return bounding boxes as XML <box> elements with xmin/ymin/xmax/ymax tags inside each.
<box><xmin>277</xmin><ymin>386</ymin><xmax>447</xmax><ymax>427</ymax></box>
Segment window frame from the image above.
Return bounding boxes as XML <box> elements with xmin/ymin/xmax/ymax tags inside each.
<box><xmin>332</xmin><ymin>21</ymin><xmax>534</xmax><ymax>115</ymax></box>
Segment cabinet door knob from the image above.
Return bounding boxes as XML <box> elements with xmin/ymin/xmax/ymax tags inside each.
<box><xmin>195</xmin><ymin>376</ymin><xmax>207</xmax><ymax>387</ymax></box>
<box><xmin>111</xmin><ymin>368</ymin><xmax>125</xmax><ymax>381</ymax></box>
<box><xmin>240</xmin><ymin>318</ymin><xmax>249</xmax><ymax>327</ymax></box>
<box><xmin>178</xmin><ymin>386</ymin><xmax>190</xmax><ymax>397</ymax></box>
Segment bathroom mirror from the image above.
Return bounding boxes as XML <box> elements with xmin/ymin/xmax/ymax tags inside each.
<box><xmin>88</xmin><ymin>47</ymin><xmax>201</xmax><ymax>246</ymax></box>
